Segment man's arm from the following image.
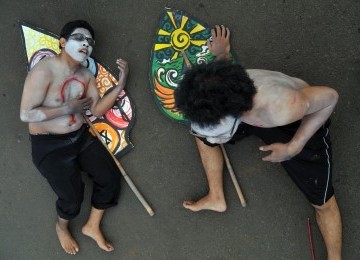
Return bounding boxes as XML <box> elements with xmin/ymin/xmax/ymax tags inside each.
<box><xmin>260</xmin><ymin>86</ymin><xmax>338</xmax><ymax>162</ymax></box>
<box><xmin>87</xmin><ymin>58</ymin><xmax>129</xmax><ymax>117</ymax></box>
<box><xmin>289</xmin><ymin>86</ymin><xmax>338</xmax><ymax>150</ymax></box>
<box><xmin>20</xmin><ymin>67</ymin><xmax>91</xmax><ymax>122</ymax></box>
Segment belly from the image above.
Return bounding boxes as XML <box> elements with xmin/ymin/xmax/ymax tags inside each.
<box><xmin>29</xmin><ymin>114</ymin><xmax>85</xmax><ymax>134</ymax></box>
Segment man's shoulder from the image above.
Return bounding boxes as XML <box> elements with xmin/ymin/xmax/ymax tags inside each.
<box><xmin>247</xmin><ymin>69</ymin><xmax>309</xmax><ymax>90</ymax></box>
<box><xmin>28</xmin><ymin>57</ymin><xmax>56</xmax><ymax>79</ymax></box>
<box><xmin>246</xmin><ymin>69</ymin><xmax>289</xmax><ymax>78</ymax></box>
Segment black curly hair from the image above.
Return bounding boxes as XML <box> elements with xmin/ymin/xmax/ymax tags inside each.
<box><xmin>59</xmin><ymin>20</ymin><xmax>95</xmax><ymax>49</ymax></box>
<box><xmin>175</xmin><ymin>61</ymin><xmax>256</xmax><ymax>127</ymax></box>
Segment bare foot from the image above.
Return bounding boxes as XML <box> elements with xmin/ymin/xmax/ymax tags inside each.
<box><xmin>183</xmin><ymin>194</ymin><xmax>227</xmax><ymax>212</ymax></box>
<box><xmin>82</xmin><ymin>225</ymin><xmax>114</xmax><ymax>252</ymax></box>
<box><xmin>55</xmin><ymin>221</ymin><xmax>79</xmax><ymax>255</ymax></box>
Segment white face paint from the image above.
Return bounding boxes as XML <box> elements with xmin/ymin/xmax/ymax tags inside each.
<box><xmin>64</xmin><ymin>28</ymin><xmax>93</xmax><ymax>63</ymax></box>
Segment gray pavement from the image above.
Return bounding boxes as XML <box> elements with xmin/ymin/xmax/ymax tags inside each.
<box><xmin>1</xmin><ymin>0</ymin><xmax>359</xmax><ymax>259</ymax></box>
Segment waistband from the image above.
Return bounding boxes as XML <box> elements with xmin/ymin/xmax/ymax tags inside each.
<box><xmin>30</xmin><ymin>124</ymin><xmax>88</xmax><ymax>141</ymax></box>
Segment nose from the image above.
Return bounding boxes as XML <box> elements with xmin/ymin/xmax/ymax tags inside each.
<box><xmin>83</xmin><ymin>41</ymin><xmax>89</xmax><ymax>47</ymax></box>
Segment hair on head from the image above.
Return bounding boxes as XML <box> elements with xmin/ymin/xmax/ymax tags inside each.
<box><xmin>175</xmin><ymin>60</ymin><xmax>256</xmax><ymax>127</ymax></box>
<box><xmin>59</xmin><ymin>20</ymin><xmax>95</xmax><ymax>49</ymax></box>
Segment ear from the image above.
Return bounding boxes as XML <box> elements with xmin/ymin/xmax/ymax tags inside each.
<box><xmin>59</xmin><ymin>38</ymin><xmax>66</xmax><ymax>49</ymax></box>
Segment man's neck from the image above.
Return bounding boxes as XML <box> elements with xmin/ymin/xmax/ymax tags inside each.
<box><xmin>58</xmin><ymin>51</ymin><xmax>81</xmax><ymax>74</ymax></box>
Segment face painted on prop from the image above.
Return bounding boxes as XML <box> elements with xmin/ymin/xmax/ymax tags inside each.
<box><xmin>64</xmin><ymin>28</ymin><xmax>94</xmax><ymax>62</ymax></box>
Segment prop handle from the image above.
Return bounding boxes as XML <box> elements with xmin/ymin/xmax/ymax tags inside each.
<box><xmin>220</xmin><ymin>144</ymin><xmax>247</xmax><ymax>207</ymax></box>
<box><xmin>307</xmin><ymin>217</ymin><xmax>316</xmax><ymax>260</ymax></box>
<box><xmin>83</xmin><ymin>115</ymin><xmax>154</xmax><ymax>216</ymax></box>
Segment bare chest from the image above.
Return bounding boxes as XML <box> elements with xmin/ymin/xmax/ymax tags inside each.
<box><xmin>43</xmin><ymin>76</ymin><xmax>87</xmax><ymax>106</ymax></box>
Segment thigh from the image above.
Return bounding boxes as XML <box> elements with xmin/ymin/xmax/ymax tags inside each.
<box><xmin>249</xmin><ymin>122</ymin><xmax>334</xmax><ymax>205</ymax></box>
<box><xmin>38</xmin><ymin>146</ymin><xmax>84</xmax><ymax>202</ymax></box>
<box><xmin>281</xmin><ymin>146</ymin><xmax>333</xmax><ymax>205</ymax></box>
<box><xmin>77</xmin><ymin>139</ymin><xmax>120</xmax><ymax>185</ymax></box>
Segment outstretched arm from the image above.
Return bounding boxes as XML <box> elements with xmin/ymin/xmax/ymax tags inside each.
<box><xmin>260</xmin><ymin>86</ymin><xmax>338</xmax><ymax>162</ymax></box>
<box><xmin>87</xmin><ymin>58</ymin><xmax>129</xmax><ymax>117</ymax></box>
<box><xmin>208</xmin><ymin>25</ymin><xmax>231</xmax><ymax>61</ymax></box>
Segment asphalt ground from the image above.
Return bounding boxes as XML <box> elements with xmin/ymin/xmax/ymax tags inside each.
<box><xmin>1</xmin><ymin>0</ymin><xmax>359</xmax><ymax>259</ymax></box>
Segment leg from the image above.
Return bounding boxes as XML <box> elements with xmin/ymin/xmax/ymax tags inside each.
<box><xmin>78</xmin><ymin>138</ymin><xmax>120</xmax><ymax>251</ymax></box>
<box><xmin>36</xmin><ymin>146</ymin><xmax>84</xmax><ymax>255</ymax></box>
<box><xmin>312</xmin><ymin>195</ymin><xmax>342</xmax><ymax>260</ymax></box>
<box><xmin>82</xmin><ymin>207</ymin><xmax>114</xmax><ymax>252</ymax></box>
<box><xmin>56</xmin><ymin>217</ymin><xmax>79</xmax><ymax>255</ymax></box>
<box><xmin>183</xmin><ymin>137</ymin><xmax>226</xmax><ymax>212</ymax></box>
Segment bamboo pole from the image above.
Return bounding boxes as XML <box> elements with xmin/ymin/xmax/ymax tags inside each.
<box><xmin>220</xmin><ymin>144</ymin><xmax>247</xmax><ymax>207</ymax></box>
<box><xmin>83</xmin><ymin>115</ymin><xmax>154</xmax><ymax>216</ymax></box>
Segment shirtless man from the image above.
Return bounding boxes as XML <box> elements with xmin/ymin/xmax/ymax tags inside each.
<box><xmin>20</xmin><ymin>20</ymin><xmax>128</xmax><ymax>254</ymax></box>
<box><xmin>174</xmin><ymin>25</ymin><xmax>342</xmax><ymax>260</ymax></box>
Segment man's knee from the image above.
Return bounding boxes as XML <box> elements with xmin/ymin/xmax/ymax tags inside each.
<box><xmin>100</xmin><ymin>169</ymin><xmax>121</xmax><ymax>188</ymax></box>
<box><xmin>56</xmin><ymin>195</ymin><xmax>84</xmax><ymax>220</ymax></box>
<box><xmin>312</xmin><ymin>195</ymin><xmax>339</xmax><ymax>213</ymax></box>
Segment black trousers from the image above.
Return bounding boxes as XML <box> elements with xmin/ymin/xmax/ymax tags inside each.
<box><xmin>199</xmin><ymin>120</ymin><xmax>334</xmax><ymax>206</ymax></box>
<box><xmin>31</xmin><ymin>125</ymin><xmax>121</xmax><ymax>220</ymax></box>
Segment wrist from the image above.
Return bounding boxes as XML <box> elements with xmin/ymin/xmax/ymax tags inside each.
<box><xmin>115</xmin><ymin>83</ymin><xmax>125</xmax><ymax>92</ymax></box>
<box><xmin>215</xmin><ymin>53</ymin><xmax>231</xmax><ymax>61</ymax></box>
<box><xmin>63</xmin><ymin>103</ymin><xmax>72</xmax><ymax>115</ymax></box>
<box><xmin>288</xmin><ymin>140</ymin><xmax>304</xmax><ymax>155</ymax></box>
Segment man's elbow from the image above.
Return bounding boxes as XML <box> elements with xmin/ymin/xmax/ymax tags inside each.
<box><xmin>20</xmin><ymin>110</ymin><xmax>45</xmax><ymax>122</ymax></box>
<box><xmin>329</xmin><ymin>88</ymin><xmax>339</xmax><ymax>106</ymax></box>
<box><xmin>90</xmin><ymin>110</ymin><xmax>105</xmax><ymax>118</ymax></box>
<box><xmin>20</xmin><ymin>111</ymin><xmax>29</xmax><ymax>122</ymax></box>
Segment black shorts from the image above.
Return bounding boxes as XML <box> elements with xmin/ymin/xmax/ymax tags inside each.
<box><xmin>30</xmin><ymin>125</ymin><xmax>121</xmax><ymax>220</ymax></box>
<box><xmin>199</xmin><ymin>120</ymin><xmax>334</xmax><ymax>206</ymax></box>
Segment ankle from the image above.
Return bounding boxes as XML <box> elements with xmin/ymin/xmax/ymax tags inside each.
<box><xmin>57</xmin><ymin>219</ymin><xmax>70</xmax><ymax>229</ymax></box>
<box><xmin>208</xmin><ymin>191</ymin><xmax>225</xmax><ymax>201</ymax></box>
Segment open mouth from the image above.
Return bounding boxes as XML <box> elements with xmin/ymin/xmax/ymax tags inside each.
<box><xmin>79</xmin><ymin>48</ymin><xmax>88</xmax><ymax>55</ymax></box>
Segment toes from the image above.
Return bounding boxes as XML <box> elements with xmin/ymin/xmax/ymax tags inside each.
<box><xmin>101</xmin><ymin>242</ymin><xmax>114</xmax><ymax>252</ymax></box>
<box><xmin>106</xmin><ymin>243</ymin><xmax>114</xmax><ymax>251</ymax></box>
<box><xmin>66</xmin><ymin>246</ymin><xmax>77</xmax><ymax>255</ymax></box>
<box><xmin>183</xmin><ymin>201</ymin><xmax>194</xmax><ymax>206</ymax></box>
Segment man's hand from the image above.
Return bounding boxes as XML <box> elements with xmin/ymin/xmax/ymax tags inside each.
<box><xmin>259</xmin><ymin>142</ymin><xmax>302</xmax><ymax>162</ymax></box>
<box><xmin>208</xmin><ymin>25</ymin><xmax>231</xmax><ymax>61</ymax></box>
<box><xmin>67</xmin><ymin>97</ymin><xmax>93</xmax><ymax>114</ymax></box>
<box><xmin>116</xmin><ymin>58</ymin><xmax>129</xmax><ymax>89</ymax></box>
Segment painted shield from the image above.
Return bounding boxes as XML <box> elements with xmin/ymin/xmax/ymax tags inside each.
<box><xmin>149</xmin><ymin>8</ymin><xmax>234</xmax><ymax>124</ymax></box>
<box><xmin>20</xmin><ymin>22</ymin><xmax>135</xmax><ymax>158</ymax></box>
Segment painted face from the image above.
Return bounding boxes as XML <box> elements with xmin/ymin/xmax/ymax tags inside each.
<box><xmin>64</xmin><ymin>28</ymin><xmax>93</xmax><ymax>63</ymax></box>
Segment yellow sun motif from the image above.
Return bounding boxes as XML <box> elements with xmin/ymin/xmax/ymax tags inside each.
<box><xmin>154</xmin><ymin>11</ymin><xmax>207</xmax><ymax>64</ymax></box>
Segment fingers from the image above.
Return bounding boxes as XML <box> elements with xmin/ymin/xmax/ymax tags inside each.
<box><xmin>262</xmin><ymin>155</ymin><xmax>272</xmax><ymax>161</ymax></box>
<box><xmin>211</xmin><ymin>28</ymin><xmax>216</xmax><ymax>39</ymax></box>
<box><xmin>80</xmin><ymin>97</ymin><xmax>92</xmax><ymax>104</ymax></box>
<box><xmin>259</xmin><ymin>145</ymin><xmax>272</xmax><ymax>151</ymax></box>
<box><xmin>215</xmin><ymin>25</ymin><xmax>221</xmax><ymax>37</ymax></box>
<box><xmin>79</xmin><ymin>97</ymin><xmax>92</xmax><ymax>110</ymax></box>
<box><xmin>206</xmin><ymin>39</ymin><xmax>212</xmax><ymax>49</ymax></box>
<box><xmin>225</xmin><ymin>27</ymin><xmax>230</xmax><ymax>40</ymax></box>
<box><xmin>116</xmin><ymin>58</ymin><xmax>128</xmax><ymax>69</ymax></box>
<box><xmin>213</xmin><ymin>25</ymin><xmax>230</xmax><ymax>39</ymax></box>
<box><xmin>259</xmin><ymin>145</ymin><xmax>275</xmax><ymax>162</ymax></box>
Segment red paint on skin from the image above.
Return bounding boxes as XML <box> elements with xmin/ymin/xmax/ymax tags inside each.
<box><xmin>60</xmin><ymin>77</ymin><xmax>87</xmax><ymax>125</ymax></box>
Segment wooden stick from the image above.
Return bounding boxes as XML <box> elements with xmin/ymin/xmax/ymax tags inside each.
<box><xmin>83</xmin><ymin>115</ymin><xmax>154</xmax><ymax>216</ymax></box>
<box><xmin>220</xmin><ymin>144</ymin><xmax>247</xmax><ymax>207</ymax></box>
<box><xmin>307</xmin><ymin>217</ymin><xmax>316</xmax><ymax>260</ymax></box>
